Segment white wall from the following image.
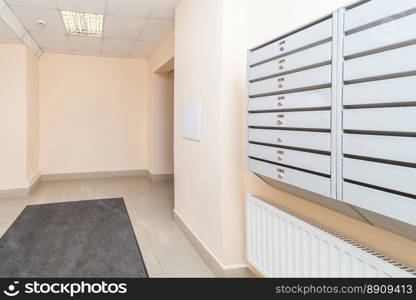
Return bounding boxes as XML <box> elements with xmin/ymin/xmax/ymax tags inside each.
<box><xmin>39</xmin><ymin>53</ymin><xmax>149</xmax><ymax>175</ymax></box>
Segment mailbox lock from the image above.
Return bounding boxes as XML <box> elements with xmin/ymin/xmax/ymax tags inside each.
<box><xmin>278</xmin><ymin>77</ymin><xmax>285</xmax><ymax>88</ymax></box>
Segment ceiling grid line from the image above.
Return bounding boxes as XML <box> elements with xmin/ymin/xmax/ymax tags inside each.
<box><xmin>56</xmin><ymin>0</ymin><xmax>72</xmax><ymax>55</ymax></box>
<box><xmin>100</xmin><ymin>0</ymin><xmax>107</xmax><ymax>56</ymax></box>
<box><xmin>128</xmin><ymin>0</ymin><xmax>159</xmax><ymax>57</ymax></box>
<box><xmin>0</xmin><ymin>0</ymin><xmax>42</xmax><ymax>56</ymax></box>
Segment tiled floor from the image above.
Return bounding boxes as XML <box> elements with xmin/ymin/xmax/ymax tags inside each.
<box><xmin>0</xmin><ymin>176</ymin><xmax>214</xmax><ymax>278</ymax></box>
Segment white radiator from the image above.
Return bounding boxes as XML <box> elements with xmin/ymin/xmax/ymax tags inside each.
<box><xmin>246</xmin><ymin>194</ymin><xmax>415</xmax><ymax>278</ymax></box>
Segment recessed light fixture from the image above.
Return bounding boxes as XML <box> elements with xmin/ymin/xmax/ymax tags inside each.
<box><xmin>61</xmin><ymin>11</ymin><xmax>103</xmax><ymax>37</ymax></box>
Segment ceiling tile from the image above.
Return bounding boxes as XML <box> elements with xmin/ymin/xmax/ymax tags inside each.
<box><xmin>104</xmin><ymin>15</ymin><xmax>145</xmax><ymax>40</ymax></box>
<box><xmin>102</xmin><ymin>38</ymin><xmax>135</xmax><ymax>56</ymax></box>
<box><xmin>102</xmin><ymin>53</ymin><xmax>132</xmax><ymax>58</ymax></box>
<box><xmin>1</xmin><ymin>6</ymin><xmax>27</xmax><ymax>38</ymax></box>
<box><xmin>150</xmin><ymin>0</ymin><xmax>176</xmax><ymax>20</ymax></box>
<box><xmin>22</xmin><ymin>32</ymin><xmax>40</xmax><ymax>53</ymax></box>
<box><xmin>10</xmin><ymin>6</ymin><xmax>66</xmax><ymax>33</ymax></box>
<box><xmin>130</xmin><ymin>40</ymin><xmax>158</xmax><ymax>58</ymax></box>
<box><xmin>56</xmin><ymin>0</ymin><xmax>106</xmax><ymax>14</ymax></box>
<box><xmin>68</xmin><ymin>35</ymin><xmax>101</xmax><ymax>53</ymax></box>
<box><xmin>5</xmin><ymin>0</ymin><xmax>57</xmax><ymax>9</ymax></box>
<box><xmin>31</xmin><ymin>32</ymin><xmax>70</xmax><ymax>51</ymax></box>
<box><xmin>0</xmin><ymin>38</ymin><xmax>21</xmax><ymax>43</ymax></box>
<box><xmin>138</xmin><ymin>19</ymin><xmax>172</xmax><ymax>42</ymax></box>
<box><xmin>70</xmin><ymin>51</ymin><xmax>102</xmax><ymax>57</ymax></box>
<box><xmin>0</xmin><ymin>18</ymin><xmax>19</xmax><ymax>40</ymax></box>
<box><xmin>106</xmin><ymin>0</ymin><xmax>157</xmax><ymax>18</ymax></box>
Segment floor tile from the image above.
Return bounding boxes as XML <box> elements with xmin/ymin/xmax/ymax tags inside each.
<box><xmin>0</xmin><ymin>176</ymin><xmax>214</xmax><ymax>278</ymax></box>
<box><xmin>143</xmin><ymin>222</ymin><xmax>214</xmax><ymax>278</ymax></box>
<box><xmin>132</xmin><ymin>225</ymin><xmax>163</xmax><ymax>276</ymax></box>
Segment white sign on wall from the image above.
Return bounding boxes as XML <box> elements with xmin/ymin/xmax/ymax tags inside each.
<box><xmin>181</xmin><ymin>99</ymin><xmax>202</xmax><ymax>141</ymax></box>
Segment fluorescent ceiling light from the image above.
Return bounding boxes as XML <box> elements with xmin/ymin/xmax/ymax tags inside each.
<box><xmin>61</xmin><ymin>11</ymin><xmax>103</xmax><ymax>37</ymax></box>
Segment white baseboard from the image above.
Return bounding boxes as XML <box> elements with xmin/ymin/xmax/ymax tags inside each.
<box><xmin>0</xmin><ymin>171</ymin><xmax>41</xmax><ymax>198</ymax></box>
<box><xmin>0</xmin><ymin>169</ymin><xmax>148</xmax><ymax>198</ymax></box>
<box><xmin>28</xmin><ymin>171</ymin><xmax>41</xmax><ymax>193</ymax></box>
<box><xmin>0</xmin><ymin>187</ymin><xmax>29</xmax><ymax>198</ymax></box>
<box><xmin>173</xmin><ymin>209</ymin><xmax>254</xmax><ymax>278</ymax></box>
<box><xmin>148</xmin><ymin>172</ymin><xmax>174</xmax><ymax>182</ymax></box>
<box><xmin>41</xmin><ymin>169</ymin><xmax>148</xmax><ymax>182</ymax></box>
<box><xmin>0</xmin><ymin>169</ymin><xmax>174</xmax><ymax>198</ymax></box>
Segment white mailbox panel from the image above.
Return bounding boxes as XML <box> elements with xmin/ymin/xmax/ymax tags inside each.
<box><xmin>344</xmin><ymin>13</ymin><xmax>416</xmax><ymax>57</ymax></box>
<box><xmin>249</xmin><ymin>18</ymin><xmax>332</xmax><ymax>65</ymax></box>
<box><xmin>339</xmin><ymin>0</ymin><xmax>416</xmax><ymax>226</ymax></box>
<box><xmin>344</xmin><ymin>0</ymin><xmax>416</xmax><ymax>32</ymax></box>
<box><xmin>248</xmin><ymin>158</ymin><xmax>331</xmax><ymax>197</ymax></box>
<box><xmin>249</xmin><ymin>42</ymin><xmax>332</xmax><ymax>81</ymax></box>
<box><xmin>248</xmin><ymin>129</ymin><xmax>331</xmax><ymax>152</ymax></box>
<box><xmin>248</xmin><ymin>111</ymin><xmax>330</xmax><ymax>130</ymax></box>
<box><xmin>344</xmin><ymin>44</ymin><xmax>416</xmax><ymax>82</ymax></box>
<box><xmin>248</xmin><ymin>88</ymin><xmax>331</xmax><ymax>112</ymax></box>
<box><xmin>249</xmin><ymin>65</ymin><xmax>331</xmax><ymax>96</ymax></box>
<box><xmin>343</xmin><ymin>158</ymin><xmax>416</xmax><ymax>196</ymax></box>
<box><xmin>247</xmin><ymin>13</ymin><xmax>334</xmax><ymax>199</ymax></box>
<box><xmin>248</xmin><ymin>144</ymin><xmax>331</xmax><ymax>174</ymax></box>
<box><xmin>247</xmin><ymin>0</ymin><xmax>416</xmax><ymax>229</ymax></box>
<box><xmin>343</xmin><ymin>134</ymin><xmax>416</xmax><ymax>164</ymax></box>
<box><xmin>343</xmin><ymin>76</ymin><xmax>416</xmax><ymax>107</ymax></box>
<box><xmin>343</xmin><ymin>182</ymin><xmax>416</xmax><ymax>226</ymax></box>
<box><xmin>343</xmin><ymin>107</ymin><xmax>416</xmax><ymax>133</ymax></box>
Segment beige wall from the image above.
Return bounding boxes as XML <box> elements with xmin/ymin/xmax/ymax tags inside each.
<box><xmin>174</xmin><ymin>0</ymin><xmax>416</xmax><ymax>272</ymax></box>
<box><xmin>174</xmin><ymin>0</ymin><xmax>224</xmax><ymax>263</ymax></box>
<box><xmin>244</xmin><ymin>0</ymin><xmax>416</xmax><ymax>270</ymax></box>
<box><xmin>219</xmin><ymin>0</ymin><xmax>247</xmax><ymax>266</ymax></box>
<box><xmin>174</xmin><ymin>0</ymin><xmax>246</xmax><ymax>266</ymax></box>
<box><xmin>149</xmin><ymin>29</ymin><xmax>175</xmax><ymax>72</ymax></box>
<box><xmin>0</xmin><ymin>43</ymin><xmax>28</xmax><ymax>189</ymax></box>
<box><xmin>39</xmin><ymin>53</ymin><xmax>149</xmax><ymax>175</ymax></box>
<box><xmin>148</xmin><ymin>30</ymin><xmax>175</xmax><ymax>175</ymax></box>
<box><xmin>0</xmin><ymin>43</ymin><xmax>40</xmax><ymax>190</ymax></box>
<box><xmin>26</xmin><ymin>48</ymin><xmax>40</xmax><ymax>183</ymax></box>
<box><xmin>148</xmin><ymin>71</ymin><xmax>174</xmax><ymax>175</ymax></box>
<box><xmin>246</xmin><ymin>0</ymin><xmax>348</xmax><ymax>48</ymax></box>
